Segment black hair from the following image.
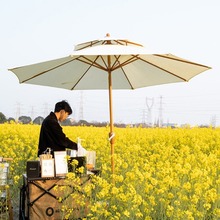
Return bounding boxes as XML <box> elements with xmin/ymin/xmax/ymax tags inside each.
<box><xmin>54</xmin><ymin>100</ymin><xmax>72</xmax><ymax>115</ymax></box>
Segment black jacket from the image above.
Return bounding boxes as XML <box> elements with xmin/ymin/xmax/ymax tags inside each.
<box><xmin>38</xmin><ymin>112</ymin><xmax>77</xmax><ymax>156</ymax></box>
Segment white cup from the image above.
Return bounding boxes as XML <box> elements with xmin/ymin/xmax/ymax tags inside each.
<box><xmin>86</xmin><ymin>151</ymin><xmax>96</xmax><ymax>169</ymax></box>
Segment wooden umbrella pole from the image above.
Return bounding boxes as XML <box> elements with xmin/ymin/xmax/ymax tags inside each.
<box><xmin>108</xmin><ymin>55</ymin><xmax>115</xmax><ymax>175</ymax></box>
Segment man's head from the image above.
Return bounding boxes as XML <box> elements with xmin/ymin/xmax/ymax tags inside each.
<box><xmin>54</xmin><ymin>100</ymin><xmax>72</xmax><ymax>122</ymax></box>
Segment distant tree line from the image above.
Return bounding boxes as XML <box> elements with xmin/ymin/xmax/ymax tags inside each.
<box><xmin>0</xmin><ymin>112</ymin><xmax>129</xmax><ymax>127</ymax></box>
<box><xmin>0</xmin><ymin>112</ymin><xmax>45</xmax><ymax>125</ymax></box>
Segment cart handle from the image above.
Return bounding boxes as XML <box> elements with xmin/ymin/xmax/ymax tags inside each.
<box><xmin>3</xmin><ymin>158</ymin><xmax>13</xmax><ymax>161</ymax></box>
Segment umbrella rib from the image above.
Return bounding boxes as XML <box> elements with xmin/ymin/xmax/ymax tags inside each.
<box><xmin>75</xmin><ymin>40</ymin><xmax>101</xmax><ymax>50</ymax></box>
<box><xmin>112</xmin><ymin>55</ymin><xmax>140</xmax><ymax>89</ymax></box>
<box><xmin>19</xmin><ymin>57</ymin><xmax>77</xmax><ymax>83</ymax></box>
<box><xmin>76</xmin><ymin>56</ymin><xmax>107</xmax><ymax>71</ymax></box>
<box><xmin>111</xmin><ymin>55</ymin><xmax>140</xmax><ymax>71</ymax></box>
<box><xmin>120</xmin><ymin>66</ymin><xmax>135</xmax><ymax>89</ymax></box>
<box><xmin>155</xmin><ymin>54</ymin><xmax>211</xmax><ymax>69</ymax></box>
<box><xmin>99</xmin><ymin>56</ymin><xmax>108</xmax><ymax>69</ymax></box>
<box><xmin>111</xmin><ymin>54</ymin><xmax>192</xmax><ymax>84</ymax></box>
<box><xmin>138</xmin><ymin>56</ymin><xmax>189</xmax><ymax>81</ymax></box>
<box><xmin>113</xmin><ymin>40</ymin><xmax>143</xmax><ymax>47</ymax></box>
<box><xmin>115</xmin><ymin>54</ymin><xmax>209</xmax><ymax>81</ymax></box>
<box><xmin>78</xmin><ymin>55</ymin><xmax>140</xmax><ymax>72</ymax></box>
<box><xmin>76</xmin><ymin>39</ymin><xmax>144</xmax><ymax>50</ymax></box>
<box><xmin>71</xmin><ymin>56</ymin><xmax>107</xmax><ymax>90</ymax></box>
<box><xmin>111</xmin><ymin>55</ymin><xmax>121</xmax><ymax>69</ymax></box>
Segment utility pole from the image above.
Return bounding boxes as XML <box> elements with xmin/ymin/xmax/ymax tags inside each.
<box><xmin>79</xmin><ymin>91</ymin><xmax>84</xmax><ymax>121</ymax></box>
<box><xmin>29</xmin><ymin>106</ymin><xmax>35</xmax><ymax>120</ymax></box>
<box><xmin>158</xmin><ymin>96</ymin><xmax>163</xmax><ymax>127</ymax></box>
<box><xmin>210</xmin><ymin>115</ymin><xmax>217</xmax><ymax>128</ymax></box>
<box><xmin>43</xmin><ymin>103</ymin><xmax>49</xmax><ymax>118</ymax></box>
<box><xmin>141</xmin><ymin>109</ymin><xmax>147</xmax><ymax>124</ymax></box>
<box><xmin>15</xmin><ymin>102</ymin><xmax>21</xmax><ymax>121</ymax></box>
<box><xmin>146</xmin><ymin>97</ymin><xmax>154</xmax><ymax>127</ymax></box>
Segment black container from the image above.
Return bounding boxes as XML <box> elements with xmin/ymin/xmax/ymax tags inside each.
<box><xmin>26</xmin><ymin>161</ymin><xmax>40</xmax><ymax>178</ymax></box>
<box><xmin>68</xmin><ymin>156</ymin><xmax>87</xmax><ymax>174</ymax></box>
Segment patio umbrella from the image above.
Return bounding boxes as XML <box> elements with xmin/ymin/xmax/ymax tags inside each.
<box><xmin>9</xmin><ymin>33</ymin><xmax>211</xmax><ymax>174</ymax></box>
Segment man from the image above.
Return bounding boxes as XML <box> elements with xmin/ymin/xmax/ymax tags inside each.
<box><xmin>38</xmin><ymin>100</ymin><xmax>77</xmax><ymax>156</ymax></box>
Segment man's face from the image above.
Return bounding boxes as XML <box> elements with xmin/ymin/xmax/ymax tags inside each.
<box><xmin>59</xmin><ymin>110</ymin><xmax>69</xmax><ymax>122</ymax></box>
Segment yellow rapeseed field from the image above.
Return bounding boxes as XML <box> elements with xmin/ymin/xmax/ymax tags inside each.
<box><xmin>0</xmin><ymin>123</ymin><xmax>220</xmax><ymax>219</ymax></box>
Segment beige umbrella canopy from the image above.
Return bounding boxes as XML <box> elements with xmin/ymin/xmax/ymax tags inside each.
<box><xmin>9</xmin><ymin>33</ymin><xmax>211</xmax><ymax>174</ymax></box>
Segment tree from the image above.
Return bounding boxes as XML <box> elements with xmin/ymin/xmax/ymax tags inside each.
<box><xmin>0</xmin><ymin>112</ymin><xmax>7</xmax><ymax>124</ymax></box>
<box><xmin>18</xmin><ymin>116</ymin><xmax>32</xmax><ymax>124</ymax></box>
<box><xmin>7</xmin><ymin>117</ymin><xmax>15</xmax><ymax>123</ymax></box>
<box><xmin>61</xmin><ymin>118</ymin><xmax>74</xmax><ymax>126</ymax></box>
<box><xmin>33</xmin><ymin>116</ymin><xmax>44</xmax><ymax>125</ymax></box>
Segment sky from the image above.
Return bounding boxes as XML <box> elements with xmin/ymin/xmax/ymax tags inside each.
<box><xmin>1</xmin><ymin>0</ymin><xmax>219</xmax><ymax>126</ymax></box>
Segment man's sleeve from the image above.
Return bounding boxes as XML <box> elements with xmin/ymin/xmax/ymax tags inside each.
<box><xmin>49</xmin><ymin>119</ymin><xmax>78</xmax><ymax>150</ymax></box>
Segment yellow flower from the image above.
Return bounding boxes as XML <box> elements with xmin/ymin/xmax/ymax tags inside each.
<box><xmin>111</xmin><ymin>186</ymin><xmax>119</xmax><ymax>195</ymax></box>
<box><xmin>167</xmin><ymin>192</ymin><xmax>174</xmax><ymax>199</ymax></box>
<box><xmin>77</xmin><ymin>166</ymin><xmax>85</xmax><ymax>173</ymax></box>
<box><xmin>213</xmin><ymin>208</ymin><xmax>220</xmax><ymax>217</ymax></box>
<box><xmin>203</xmin><ymin>203</ymin><xmax>211</xmax><ymax>210</ymax></box>
<box><xmin>4</xmin><ymin>184</ymin><xmax>10</xmax><ymax>189</ymax></box>
<box><xmin>136</xmin><ymin>212</ymin><xmax>143</xmax><ymax>218</ymax></box>
<box><xmin>71</xmin><ymin>159</ymin><xmax>79</xmax><ymax>166</ymax></box>
<box><xmin>166</xmin><ymin>205</ymin><xmax>174</xmax><ymax>217</ymax></box>
<box><xmin>123</xmin><ymin>210</ymin><xmax>130</xmax><ymax>218</ymax></box>
<box><xmin>183</xmin><ymin>182</ymin><xmax>191</xmax><ymax>191</ymax></box>
<box><xmin>2</xmin><ymin>125</ymin><xmax>220</xmax><ymax>219</ymax></box>
<box><xmin>66</xmin><ymin>172</ymin><xmax>76</xmax><ymax>179</ymax></box>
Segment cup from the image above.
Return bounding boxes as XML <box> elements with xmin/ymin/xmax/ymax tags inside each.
<box><xmin>86</xmin><ymin>151</ymin><xmax>96</xmax><ymax>170</ymax></box>
<box><xmin>66</xmin><ymin>149</ymin><xmax>77</xmax><ymax>157</ymax></box>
